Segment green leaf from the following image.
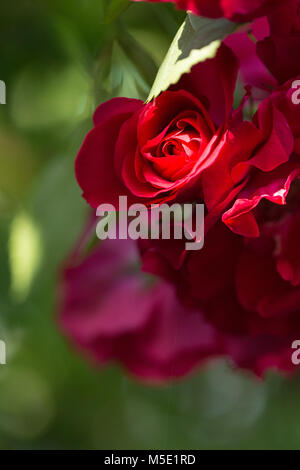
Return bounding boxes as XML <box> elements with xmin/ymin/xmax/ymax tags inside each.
<box><xmin>103</xmin><ymin>0</ymin><xmax>130</xmax><ymax>23</ymax></box>
<box><xmin>94</xmin><ymin>33</ymin><xmax>157</xmax><ymax>103</ymax></box>
<box><xmin>147</xmin><ymin>14</ymin><xmax>237</xmax><ymax>102</ymax></box>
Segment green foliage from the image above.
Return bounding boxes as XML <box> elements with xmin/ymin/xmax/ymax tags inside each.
<box><xmin>103</xmin><ymin>0</ymin><xmax>130</xmax><ymax>23</ymax></box>
<box><xmin>94</xmin><ymin>32</ymin><xmax>157</xmax><ymax>103</ymax></box>
<box><xmin>0</xmin><ymin>0</ymin><xmax>299</xmax><ymax>451</ymax></box>
<box><xmin>147</xmin><ymin>14</ymin><xmax>237</xmax><ymax>101</ymax></box>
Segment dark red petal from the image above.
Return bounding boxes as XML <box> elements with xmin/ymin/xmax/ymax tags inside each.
<box><xmin>75</xmin><ymin>98</ymin><xmax>143</xmax><ymax>208</ymax></box>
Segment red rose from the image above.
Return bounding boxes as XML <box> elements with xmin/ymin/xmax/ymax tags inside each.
<box><xmin>75</xmin><ymin>45</ymin><xmax>241</xmax><ymax>210</ymax></box>
<box><xmin>67</xmin><ymin>0</ymin><xmax>300</xmax><ymax>380</ymax></box>
<box><xmin>132</xmin><ymin>0</ymin><xmax>285</xmax><ymax>22</ymax></box>
<box><xmin>59</xmin><ymin>233</ymin><xmax>224</xmax><ymax>382</ymax></box>
<box><xmin>139</xmin><ymin>19</ymin><xmax>300</xmax><ymax>376</ymax></box>
<box><xmin>223</xmin><ymin>80</ymin><xmax>299</xmax><ymax>237</ymax></box>
<box><xmin>223</xmin><ymin>0</ymin><xmax>300</xmax><ymax>234</ymax></box>
<box><xmin>257</xmin><ymin>0</ymin><xmax>300</xmax><ymax>85</ymax></box>
<box><xmin>139</xmin><ymin>221</ymin><xmax>299</xmax><ymax>376</ymax></box>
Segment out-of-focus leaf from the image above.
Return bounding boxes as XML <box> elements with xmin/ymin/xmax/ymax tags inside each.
<box><xmin>0</xmin><ymin>367</ymin><xmax>54</xmax><ymax>440</ymax></box>
<box><xmin>11</xmin><ymin>65</ymin><xmax>91</xmax><ymax>131</ymax></box>
<box><xmin>0</xmin><ymin>131</ymin><xmax>38</xmax><ymax>210</ymax></box>
<box><xmin>94</xmin><ymin>32</ymin><xmax>156</xmax><ymax>102</ymax></box>
<box><xmin>27</xmin><ymin>151</ymin><xmax>88</xmax><ymax>282</ymax></box>
<box><xmin>9</xmin><ymin>212</ymin><xmax>42</xmax><ymax>302</ymax></box>
<box><xmin>128</xmin><ymin>28</ymin><xmax>171</xmax><ymax>67</ymax></box>
<box><xmin>103</xmin><ymin>0</ymin><xmax>130</xmax><ymax>23</ymax></box>
<box><xmin>119</xmin><ymin>32</ymin><xmax>157</xmax><ymax>90</ymax></box>
<box><xmin>147</xmin><ymin>14</ymin><xmax>237</xmax><ymax>102</ymax></box>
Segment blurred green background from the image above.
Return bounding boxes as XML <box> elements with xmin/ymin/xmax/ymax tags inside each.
<box><xmin>0</xmin><ymin>0</ymin><xmax>300</xmax><ymax>450</ymax></box>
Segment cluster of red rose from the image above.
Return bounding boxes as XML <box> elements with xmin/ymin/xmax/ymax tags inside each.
<box><xmin>60</xmin><ymin>0</ymin><xmax>300</xmax><ymax>382</ymax></box>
